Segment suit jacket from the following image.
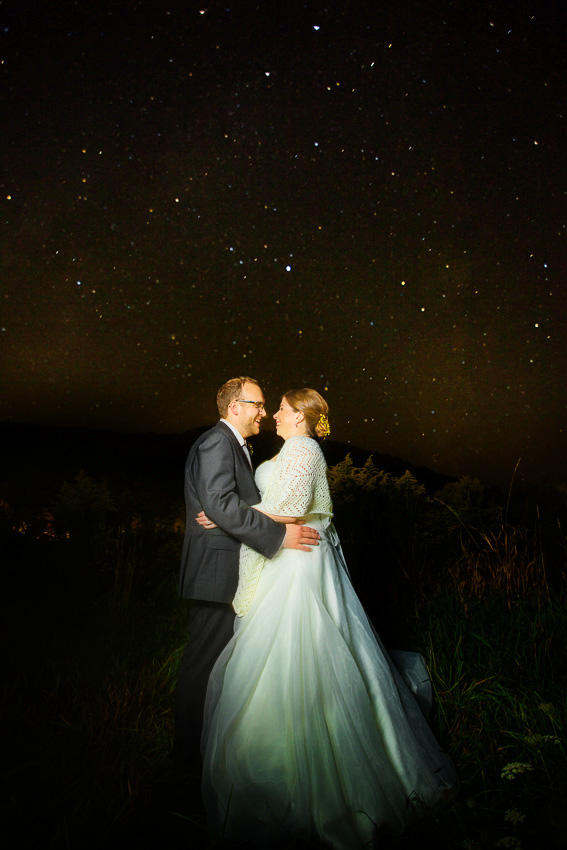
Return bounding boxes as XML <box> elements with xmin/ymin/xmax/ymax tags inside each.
<box><xmin>179</xmin><ymin>420</ymin><xmax>285</xmax><ymax>603</ymax></box>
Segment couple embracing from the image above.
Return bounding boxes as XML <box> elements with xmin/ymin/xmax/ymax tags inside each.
<box><xmin>175</xmin><ymin>376</ymin><xmax>457</xmax><ymax>850</ymax></box>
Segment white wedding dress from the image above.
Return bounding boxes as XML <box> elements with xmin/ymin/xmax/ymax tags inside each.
<box><xmin>201</xmin><ymin>437</ymin><xmax>457</xmax><ymax>849</ymax></box>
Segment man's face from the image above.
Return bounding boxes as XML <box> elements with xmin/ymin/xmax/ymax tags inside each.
<box><xmin>230</xmin><ymin>381</ymin><xmax>267</xmax><ymax>438</ymax></box>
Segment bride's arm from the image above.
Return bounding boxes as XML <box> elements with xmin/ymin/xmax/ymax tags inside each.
<box><xmin>196</xmin><ymin>507</ymin><xmax>301</xmax><ymax>528</ymax></box>
<box><xmin>253</xmin><ymin>506</ymin><xmax>303</xmax><ymax>524</ymax></box>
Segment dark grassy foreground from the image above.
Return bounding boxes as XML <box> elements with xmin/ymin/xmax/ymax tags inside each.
<box><xmin>2</xmin><ymin>463</ymin><xmax>566</xmax><ymax>849</ymax></box>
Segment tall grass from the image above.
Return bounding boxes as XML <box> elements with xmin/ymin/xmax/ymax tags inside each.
<box><xmin>1</xmin><ymin>577</ymin><xmax>203</xmax><ymax>848</ymax></box>
<box><xmin>409</xmin><ymin>497</ymin><xmax>567</xmax><ymax>850</ymax></box>
<box><xmin>433</xmin><ymin>500</ymin><xmax>555</xmax><ymax>601</ymax></box>
<box><xmin>416</xmin><ymin>591</ymin><xmax>566</xmax><ymax>849</ymax></box>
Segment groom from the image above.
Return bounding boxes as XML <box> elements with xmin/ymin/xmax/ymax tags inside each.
<box><xmin>174</xmin><ymin>376</ymin><xmax>319</xmax><ymax>769</ymax></box>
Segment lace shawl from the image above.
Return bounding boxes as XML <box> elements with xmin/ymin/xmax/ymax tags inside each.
<box><xmin>233</xmin><ymin>436</ymin><xmax>333</xmax><ymax>617</ymax></box>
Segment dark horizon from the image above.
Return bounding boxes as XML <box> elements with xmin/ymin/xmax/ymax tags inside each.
<box><xmin>2</xmin><ymin>416</ymin><xmax>564</xmax><ymax>493</ymax></box>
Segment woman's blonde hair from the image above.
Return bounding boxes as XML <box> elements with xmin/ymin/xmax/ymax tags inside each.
<box><xmin>283</xmin><ymin>388</ymin><xmax>330</xmax><ymax>439</ymax></box>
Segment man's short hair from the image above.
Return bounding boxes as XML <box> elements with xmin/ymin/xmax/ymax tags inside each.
<box><xmin>216</xmin><ymin>376</ymin><xmax>260</xmax><ymax>417</ymax></box>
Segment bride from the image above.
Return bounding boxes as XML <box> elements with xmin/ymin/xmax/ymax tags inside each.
<box><xmin>198</xmin><ymin>388</ymin><xmax>457</xmax><ymax>849</ymax></box>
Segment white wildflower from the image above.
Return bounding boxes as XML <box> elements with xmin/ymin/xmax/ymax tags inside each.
<box><xmin>500</xmin><ymin>762</ymin><xmax>534</xmax><ymax>780</ymax></box>
<box><xmin>504</xmin><ymin>808</ymin><xmax>526</xmax><ymax>825</ymax></box>
<box><xmin>495</xmin><ymin>837</ymin><xmax>523</xmax><ymax>848</ymax></box>
<box><xmin>542</xmin><ymin>734</ymin><xmax>560</xmax><ymax>745</ymax></box>
<box><xmin>525</xmin><ymin>733</ymin><xmax>561</xmax><ymax>747</ymax></box>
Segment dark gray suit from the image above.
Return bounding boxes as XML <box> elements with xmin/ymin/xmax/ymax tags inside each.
<box><xmin>174</xmin><ymin>420</ymin><xmax>284</xmax><ymax>767</ymax></box>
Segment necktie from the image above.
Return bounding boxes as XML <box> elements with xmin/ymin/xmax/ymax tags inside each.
<box><xmin>242</xmin><ymin>441</ymin><xmax>253</xmax><ymax>468</ymax></box>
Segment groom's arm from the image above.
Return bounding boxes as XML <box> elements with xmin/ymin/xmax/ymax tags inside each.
<box><xmin>191</xmin><ymin>430</ymin><xmax>285</xmax><ymax>559</ymax></box>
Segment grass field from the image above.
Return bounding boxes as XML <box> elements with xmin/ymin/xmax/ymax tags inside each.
<box><xmin>2</xmin><ymin>464</ymin><xmax>566</xmax><ymax>849</ymax></box>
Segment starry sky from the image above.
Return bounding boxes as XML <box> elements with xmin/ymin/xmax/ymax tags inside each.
<box><xmin>1</xmin><ymin>0</ymin><xmax>566</xmax><ymax>487</ymax></box>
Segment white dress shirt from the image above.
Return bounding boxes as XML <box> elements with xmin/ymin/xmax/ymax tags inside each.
<box><xmin>221</xmin><ymin>418</ymin><xmax>253</xmax><ymax>469</ymax></box>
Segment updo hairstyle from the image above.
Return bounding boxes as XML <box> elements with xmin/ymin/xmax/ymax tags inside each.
<box><xmin>283</xmin><ymin>388</ymin><xmax>330</xmax><ymax>439</ymax></box>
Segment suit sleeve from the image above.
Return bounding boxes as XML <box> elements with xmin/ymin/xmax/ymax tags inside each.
<box><xmin>190</xmin><ymin>430</ymin><xmax>285</xmax><ymax>559</ymax></box>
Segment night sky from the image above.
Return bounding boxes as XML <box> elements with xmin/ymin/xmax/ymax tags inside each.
<box><xmin>2</xmin><ymin>0</ymin><xmax>566</xmax><ymax>487</ymax></box>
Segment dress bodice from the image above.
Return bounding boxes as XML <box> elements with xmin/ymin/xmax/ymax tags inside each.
<box><xmin>254</xmin><ymin>460</ymin><xmax>276</xmax><ymax>499</ymax></box>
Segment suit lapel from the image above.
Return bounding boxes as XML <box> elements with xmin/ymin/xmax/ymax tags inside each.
<box><xmin>216</xmin><ymin>421</ymin><xmax>257</xmax><ymax>483</ymax></box>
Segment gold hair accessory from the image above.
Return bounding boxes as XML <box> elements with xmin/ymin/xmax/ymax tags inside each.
<box><xmin>318</xmin><ymin>413</ymin><xmax>331</xmax><ymax>438</ymax></box>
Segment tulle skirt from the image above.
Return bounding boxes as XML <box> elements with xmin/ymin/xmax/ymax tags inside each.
<box><xmin>201</xmin><ymin>517</ymin><xmax>457</xmax><ymax>849</ymax></box>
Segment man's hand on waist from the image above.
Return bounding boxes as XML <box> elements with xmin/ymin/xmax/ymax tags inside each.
<box><xmin>283</xmin><ymin>524</ymin><xmax>319</xmax><ymax>552</ymax></box>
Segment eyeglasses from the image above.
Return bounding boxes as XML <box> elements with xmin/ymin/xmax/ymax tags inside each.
<box><xmin>237</xmin><ymin>399</ymin><xmax>266</xmax><ymax>411</ymax></box>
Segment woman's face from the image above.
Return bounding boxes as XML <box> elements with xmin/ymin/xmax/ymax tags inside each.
<box><xmin>274</xmin><ymin>397</ymin><xmax>302</xmax><ymax>440</ymax></box>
